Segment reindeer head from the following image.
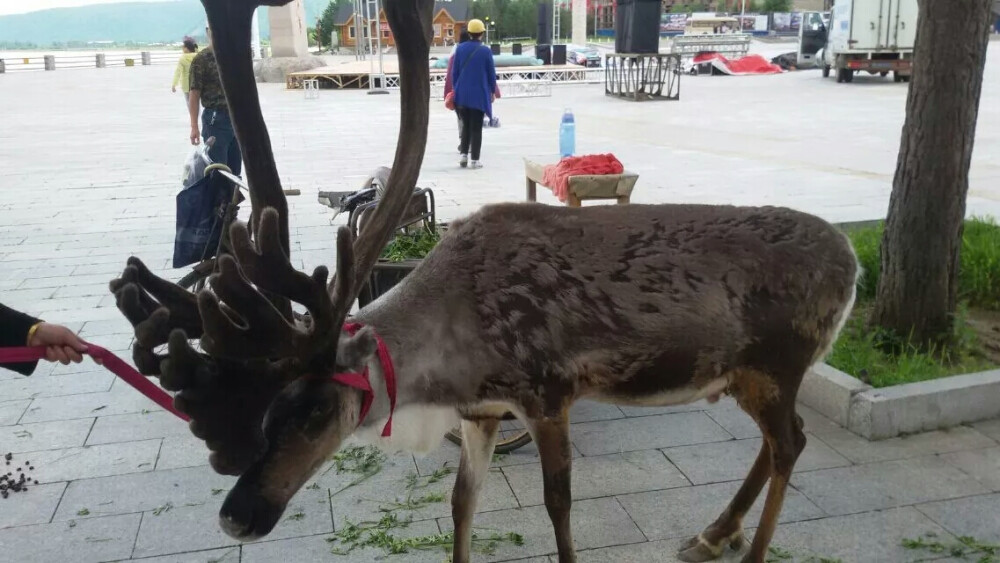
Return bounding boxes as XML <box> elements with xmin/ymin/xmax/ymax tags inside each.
<box><xmin>110</xmin><ymin>0</ymin><xmax>434</xmax><ymax>541</ymax></box>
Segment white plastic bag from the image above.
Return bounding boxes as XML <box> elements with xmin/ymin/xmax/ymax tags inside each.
<box><xmin>181</xmin><ymin>136</ymin><xmax>216</xmax><ymax>188</ymax></box>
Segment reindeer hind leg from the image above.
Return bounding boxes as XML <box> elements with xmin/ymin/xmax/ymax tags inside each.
<box><xmin>679</xmin><ymin>368</ymin><xmax>805</xmax><ymax>563</ymax></box>
<box><xmin>451</xmin><ymin>418</ymin><xmax>500</xmax><ymax>563</ymax></box>
<box><xmin>739</xmin><ymin>398</ymin><xmax>806</xmax><ymax>563</ymax></box>
<box><xmin>677</xmin><ymin>441</ymin><xmax>770</xmax><ymax>562</ymax></box>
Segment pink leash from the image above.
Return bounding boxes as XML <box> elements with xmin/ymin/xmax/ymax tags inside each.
<box><xmin>0</xmin><ymin>323</ymin><xmax>396</xmax><ymax>435</ymax></box>
<box><xmin>0</xmin><ymin>343</ymin><xmax>189</xmax><ymax>421</ymax></box>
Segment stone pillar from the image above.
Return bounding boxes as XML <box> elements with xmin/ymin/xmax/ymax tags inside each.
<box><xmin>44</xmin><ymin>55</ymin><xmax>55</xmax><ymax>71</ymax></box>
<box><xmin>96</xmin><ymin>53</ymin><xmax>106</xmax><ymax>68</ymax></box>
<box><xmin>572</xmin><ymin>0</ymin><xmax>587</xmax><ymax>47</ymax></box>
<box><xmin>141</xmin><ymin>51</ymin><xmax>151</xmax><ymax>65</ymax></box>
<box><xmin>268</xmin><ymin>0</ymin><xmax>309</xmax><ymax>57</ymax></box>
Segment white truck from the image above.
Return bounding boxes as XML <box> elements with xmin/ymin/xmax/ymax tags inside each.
<box><xmin>806</xmin><ymin>0</ymin><xmax>918</xmax><ymax>83</ymax></box>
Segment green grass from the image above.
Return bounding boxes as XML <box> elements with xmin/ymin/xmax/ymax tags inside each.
<box><xmin>827</xmin><ymin>308</ymin><xmax>993</xmax><ymax>388</ymax></box>
<box><xmin>830</xmin><ymin>217</ymin><xmax>1000</xmax><ymax>387</ymax></box>
<box><xmin>846</xmin><ymin>216</ymin><xmax>1000</xmax><ymax>309</ymax></box>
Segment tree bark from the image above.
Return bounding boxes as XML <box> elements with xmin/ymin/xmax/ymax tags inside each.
<box><xmin>870</xmin><ymin>0</ymin><xmax>993</xmax><ymax>345</ymax></box>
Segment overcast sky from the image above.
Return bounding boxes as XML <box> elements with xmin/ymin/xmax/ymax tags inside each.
<box><xmin>0</xmin><ymin>0</ymin><xmax>175</xmax><ymax>16</ymax></box>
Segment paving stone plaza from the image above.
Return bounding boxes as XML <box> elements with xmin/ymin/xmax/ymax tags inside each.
<box><xmin>1</xmin><ymin>41</ymin><xmax>1000</xmax><ymax>562</ymax></box>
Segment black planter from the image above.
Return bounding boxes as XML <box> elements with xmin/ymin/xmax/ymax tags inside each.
<box><xmin>357</xmin><ymin>260</ymin><xmax>421</xmax><ymax>308</ymax></box>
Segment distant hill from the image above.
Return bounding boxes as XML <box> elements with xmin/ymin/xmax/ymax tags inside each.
<box><xmin>0</xmin><ymin>0</ymin><xmax>327</xmax><ymax>47</ymax></box>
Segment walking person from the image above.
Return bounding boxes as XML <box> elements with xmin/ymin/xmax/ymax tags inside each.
<box><xmin>1</xmin><ymin>302</ymin><xmax>95</xmax><ymax>375</ymax></box>
<box><xmin>444</xmin><ymin>29</ymin><xmax>472</xmax><ymax>151</ymax></box>
<box><xmin>171</xmin><ymin>36</ymin><xmax>199</xmax><ymax>106</ymax></box>
<box><xmin>450</xmin><ymin>19</ymin><xmax>497</xmax><ymax>169</ymax></box>
<box><xmin>188</xmin><ymin>26</ymin><xmax>242</xmax><ymax>176</ymax></box>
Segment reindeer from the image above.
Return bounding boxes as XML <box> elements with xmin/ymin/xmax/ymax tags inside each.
<box><xmin>108</xmin><ymin>1</ymin><xmax>858</xmax><ymax>562</ymax></box>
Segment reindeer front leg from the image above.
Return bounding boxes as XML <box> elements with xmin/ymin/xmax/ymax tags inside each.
<box><xmin>532</xmin><ymin>412</ymin><xmax>576</xmax><ymax>563</ymax></box>
<box><xmin>451</xmin><ymin>418</ymin><xmax>501</xmax><ymax>563</ymax></box>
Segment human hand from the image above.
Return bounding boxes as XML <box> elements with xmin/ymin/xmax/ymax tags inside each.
<box><xmin>28</xmin><ymin>323</ymin><xmax>98</xmax><ymax>365</ymax></box>
<box><xmin>190</xmin><ymin>126</ymin><xmax>201</xmax><ymax>146</ymax></box>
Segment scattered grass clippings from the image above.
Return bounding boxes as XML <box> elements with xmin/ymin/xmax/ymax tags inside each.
<box><xmin>152</xmin><ymin>502</ymin><xmax>174</xmax><ymax>516</ymax></box>
<box><xmin>76</xmin><ymin>508</ymin><xmax>90</xmax><ymax>516</ymax></box>
<box><xmin>902</xmin><ymin>533</ymin><xmax>1000</xmax><ymax>562</ymax></box>
<box><xmin>325</xmin><ymin>461</ymin><xmax>522</xmax><ymax>558</ymax></box>
<box><xmin>211</xmin><ymin>488</ymin><xmax>226</xmax><ymax>496</ymax></box>
<box><xmin>491</xmin><ymin>453</ymin><xmax>509</xmax><ymax>464</ymax></box>
<box><xmin>286</xmin><ymin>510</ymin><xmax>306</xmax><ymax>522</ymax></box>
<box><xmin>377</xmin><ymin>492</ymin><xmax>446</xmax><ymax>513</ymax></box>
<box><xmin>327</xmin><ymin>512</ymin><xmax>523</xmax><ymax>557</ymax></box>
<box><xmin>306</xmin><ymin>483</ymin><xmax>321</xmax><ymax>490</ymax></box>
<box><xmin>68</xmin><ymin>520</ymin><xmax>77</xmax><ymax>528</ymax></box>
<box><xmin>328</xmin><ymin>445</ymin><xmax>387</xmax><ymax>495</ymax></box>
<box><xmin>13</xmin><ymin>430</ymin><xmax>32</xmax><ymax>439</ymax></box>
<box><xmin>84</xmin><ymin>537</ymin><xmax>113</xmax><ymax>543</ymax></box>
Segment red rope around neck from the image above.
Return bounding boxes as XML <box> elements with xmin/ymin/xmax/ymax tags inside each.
<box><xmin>332</xmin><ymin>322</ymin><xmax>396</xmax><ymax>437</ymax></box>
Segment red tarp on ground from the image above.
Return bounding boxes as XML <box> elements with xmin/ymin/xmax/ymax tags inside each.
<box><xmin>691</xmin><ymin>53</ymin><xmax>784</xmax><ymax>75</ymax></box>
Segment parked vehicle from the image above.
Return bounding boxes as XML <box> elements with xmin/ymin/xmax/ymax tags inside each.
<box><xmin>807</xmin><ymin>0</ymin><xmax>917</xmax><ymax>83</ymax></box>
<box><xmin>566</xmin><ymin>44</ymin><xmax>601</xmax><ymax>67</ymax></box>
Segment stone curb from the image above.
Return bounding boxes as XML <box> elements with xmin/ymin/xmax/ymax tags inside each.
<box><xmin>800</xmin><ymin>363</ymin><xmax>1000</xmax><ymax>440</ymax></box>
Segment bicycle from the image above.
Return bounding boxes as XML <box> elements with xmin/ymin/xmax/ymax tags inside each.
<box><xmin>177</xmin><ymin>164</ymin><xmax>299</xmax><ymax>292</ymax></box>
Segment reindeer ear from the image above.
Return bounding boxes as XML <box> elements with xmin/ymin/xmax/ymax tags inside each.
<box><xmin>336</xmin><ymin>327</ymin><xmax>378</xmax><ymax>372</ymax></box>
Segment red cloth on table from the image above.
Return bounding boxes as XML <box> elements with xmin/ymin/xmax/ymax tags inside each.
<box><xmin>541</xmin><ymin>154</ymin><xmax>624</xmax><ymax>203</ymax></box>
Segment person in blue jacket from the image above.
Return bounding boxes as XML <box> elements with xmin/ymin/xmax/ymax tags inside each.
<box><xmin>450</xmin><ymin>19</ymin><xmax>497</xmax><ymax>169</ymax></box>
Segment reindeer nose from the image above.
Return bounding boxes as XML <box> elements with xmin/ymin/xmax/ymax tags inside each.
<box><xmin>219</xmin><ymin>489</ymin><xmax>283</xmax><ymax>541</ymax></box>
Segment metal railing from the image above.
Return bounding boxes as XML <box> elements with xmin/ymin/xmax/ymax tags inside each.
<box><xmin>0</xmin><ymin>51</ymin><xmax>182</xmax><ymax>73</ymax></box>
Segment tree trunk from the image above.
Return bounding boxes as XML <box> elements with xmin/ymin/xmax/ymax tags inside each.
<box><xmin>870</xmin><ymin>0</ymin><xmax>993</xmax><ymax>345</ymax></box>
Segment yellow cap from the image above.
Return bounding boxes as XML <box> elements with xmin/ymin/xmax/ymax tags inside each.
<box><xmin>467</xmin><ymin>19</ymin><xmax>486</xmax><ymax>34</ymax></box>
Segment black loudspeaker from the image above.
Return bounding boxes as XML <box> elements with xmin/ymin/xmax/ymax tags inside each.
<box><xmin>537</xmin><ymin>1</ymin><xmax>552</xmax><ymax>45</ymax></box>
<box><xmin>614</xmin><ymin>0</ymin><xmax>661</xmax><ymax>54</ymax></box>
<box><xmin>491</xmin><ymin>43</ymin><xmax>501</xmax><ymax>55</ymax></box>
<box><xmin>512</xmin><ymin>43</ymin><xmax>522</xmax><ymax>55</ymax></box>
<box><xmin>535</xmin><ymin>44</ymin><xmax>552</xmax><ymax>65</ymax></box>
<box><xmin>552</xmin><ymin>44</ymin><xmax>567</xmax><ymax>65</ymax></box>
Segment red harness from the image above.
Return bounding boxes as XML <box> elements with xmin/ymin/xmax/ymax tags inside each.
<box><xmin>331</xmin><ymin>322</ymin><xmax>397</xmax><ymax>437</ymax></box>
<box><xmin>0</xmin><ymin>322</ymin><xmax>397</xmax><ymax>437</ymax></box>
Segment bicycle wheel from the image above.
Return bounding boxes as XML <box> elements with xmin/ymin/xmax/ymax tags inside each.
<box><xmin>445</xmin><ymin>412</ymin><xmax>533</xmax><ymax>454</ymax></box>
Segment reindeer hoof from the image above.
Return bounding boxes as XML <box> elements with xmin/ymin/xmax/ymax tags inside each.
<box><xmin>677</xmin><ymin>536</ymin><xmax>722</xmax><ymax>562</ymax></box>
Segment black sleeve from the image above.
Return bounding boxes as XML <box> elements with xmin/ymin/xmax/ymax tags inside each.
<box><xmin>0</xmin><ymin>302</ymin><xmax>41</xmax><ymax>375</ymax></box>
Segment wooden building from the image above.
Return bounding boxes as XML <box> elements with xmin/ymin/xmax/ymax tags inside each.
<box><xmin>335</xmin><ymin>0</ymin><xmax>472</xmax><ymax>47</ymax></box>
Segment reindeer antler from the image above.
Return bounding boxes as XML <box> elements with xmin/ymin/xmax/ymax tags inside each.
<box><xmin>108</xmin><ymin>0</ymin><xmax>434</xmax><ymax>476</ymax></box>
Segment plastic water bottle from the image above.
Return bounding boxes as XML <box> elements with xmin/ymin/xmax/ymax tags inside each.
<box><xmin>559</xmin><ymin>108</ymin><xmax>575</xmax><ymax>158</ymax></box>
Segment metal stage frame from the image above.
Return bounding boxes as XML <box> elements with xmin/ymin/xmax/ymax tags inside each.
<box><xmin>431</xmin><ymin>79</ymin><xmax>553</xmax><ymax>100</ymax></box>
<box><xmin>604</xmin><ymin>53</ymin><xmax>682</xmax><ymax>102</ymax></box>
<box><xmin>286</xmin><ymin>64</ymin><xmax>603</xmax><ymax>90</ymax></box>
<box><xmin>669</xmin><ymin>34</ymin><xmax>752</xmax><ymax>59</ymax></box>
